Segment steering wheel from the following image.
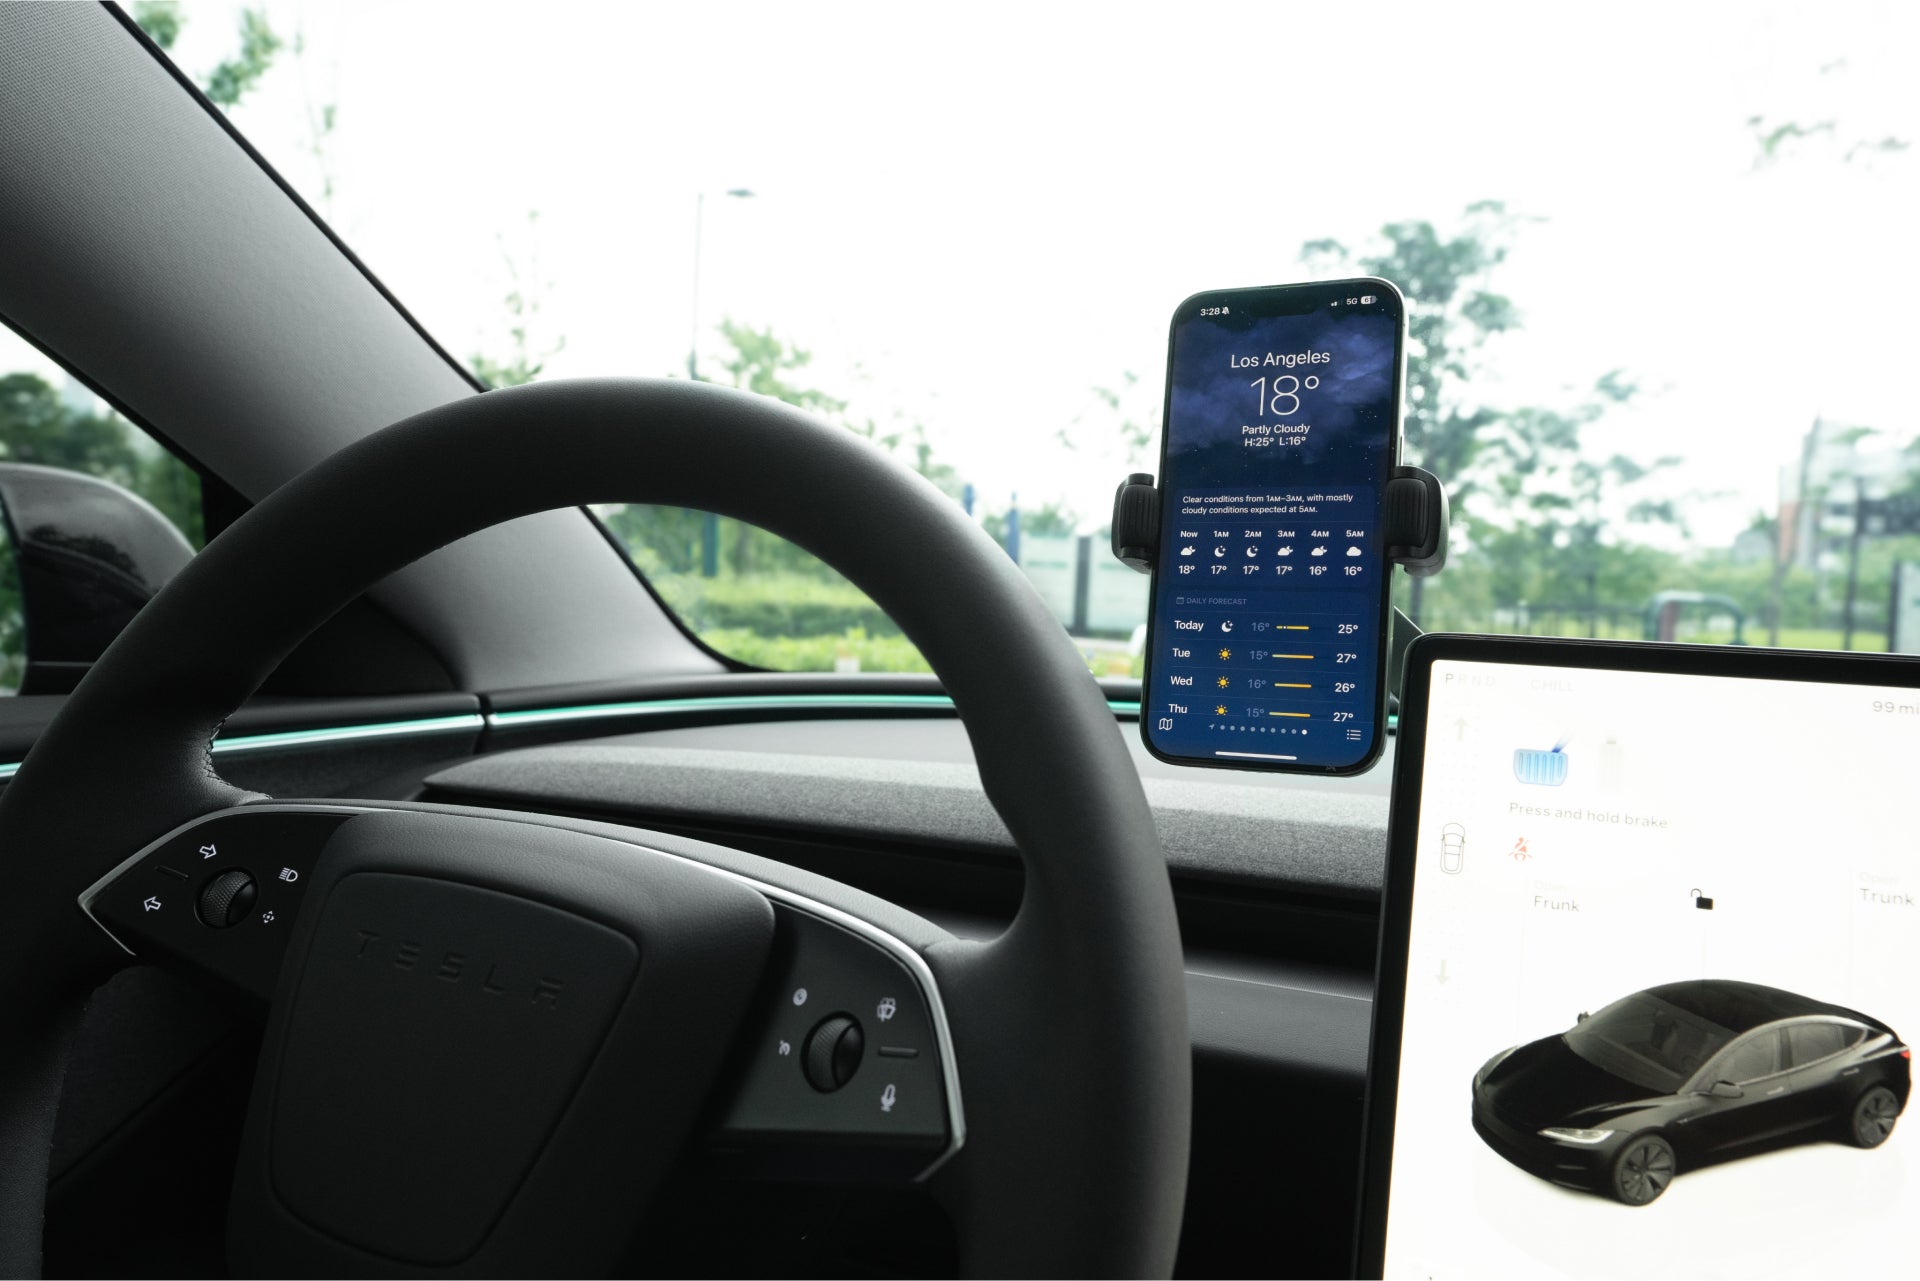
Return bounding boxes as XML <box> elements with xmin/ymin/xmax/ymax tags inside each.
<box><xmin>0</xmin><ymin>380</ymin><xmax>1190</xmax><ymax>1278</ymax></box>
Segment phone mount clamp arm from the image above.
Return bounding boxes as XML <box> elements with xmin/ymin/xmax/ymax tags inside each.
<box><xmin>1110</xmin><ymin>465</ymin><xmax>1449</xmax><ymax>576</ymax></box>
<box><xmin>1109</xmin><ymin>466</ymin><xmax>1450</xmax><ymax>702</ymax></box>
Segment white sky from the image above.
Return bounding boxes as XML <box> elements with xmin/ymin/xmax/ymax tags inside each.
<box><xmin>157</xmin><ymin>0</ymin><xmax>1919</xmax><ymax>546</ymax></box>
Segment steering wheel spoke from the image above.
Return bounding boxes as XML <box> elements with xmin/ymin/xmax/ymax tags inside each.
<box><xmin>81</xmin><ymin>804</ymin><xmax>364</xmax><ymax>999</ymax></box>
<box><xmin>700</xmin><ymin>877</ymin><xmax>963</xmax><ymax>1185</ymax></box>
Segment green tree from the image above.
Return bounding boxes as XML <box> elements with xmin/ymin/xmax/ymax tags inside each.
<box><xmin>0</xmin><ymin>373</ymin><xmax>205</xmax><ymax>688</ymax></box>
<box><xmin>1305</xmin><ymin>204</ymin><xmax>1520</xmax><ymax>515</ymax></box>
<box><xmin>133</xmin><ymin>4</ymin><xmax>283</xmax><ymax>111</ymax></box>
<box><xmin>130</xmin><ymin>0</ymin><xmax>182</xmax><ymax>50</ymax></box>
<box><xmin>705</xmin><ymin>321</ymin><xmax>969</xmax><ymax>569</ymax></box>
<box><xmin>607</xmin><ymin>322</ymin><xmax>866</xmax><ymax>578</ymax></box>
<box><xmin>0</xmin><ymin>373</ymin><xmax>203</xmax><ymax>544</ymax></box>
<box><xmin>0</xmin><ymin>374</ymin><xmax>145</xmax><ymax>482</ymax></box>
<box><xmin>701</xmin><ymin>321</ymin><xmax>845</xmax><ymax>576</ymax></box>
<box><xmin>1304</xmin><ymin>204</ymin><xmax>1525</xmax><ymax>621</ymax></box>
<box><xmin>290</xmin><ymin>28</ymin><xmax>341</xmax><ymax>218</ymax></box>
<box><xmin>608</xmin><ymin>321</ymin><xmax>973</xmax><ymax>589</ymax></box>
<box><xmin>1746</xmin><ymin>60</ymin><xmax>1910</xmax><ymax>169</ymax></box>
<box><xmin>470</xmin><ymin>211</ymin><xmax>565</xmax><ymax>388</ymax></box>
<box><xmin>202</xmin><ymin>9</ymin><xmax>281</xmax><ymax>107</ymax></box>
<box><xmin>1059</xmin><ymin>370</ymin><xmax>1158</xmax><ymax>473</ymax></box>
<box><xmin>712</xmin><ymin>320</ymin><xmax>848</xmax><ymax>417</ymax></box>
<box><xmin>849</xmin><ymin>417</ymin><xmax>965</xmax><ymax>501</ymax></box>
<box><xmin>983</xmin><ymin>500</ymin><xmax>1078</xmax><ymax>546</ymax></box>
<box><xmin>1305</xmin><ymin>204</ymin><xmax>1672</xmax><ymax>626</ymax></box>
<box><xmin>1483</xmin><ymin>375</ymin><xmax>1685</xmax><ymax>633</ymax></box>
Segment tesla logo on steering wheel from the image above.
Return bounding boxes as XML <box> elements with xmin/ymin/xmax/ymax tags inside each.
<box><xmin>351</xmin><ymin>928</ymin><xmax>567</xmax><ymax>1010</ymax></box>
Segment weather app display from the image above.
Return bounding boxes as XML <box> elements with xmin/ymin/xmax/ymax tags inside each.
<box><xmin>1381</xmin><ymin>661</ymin><xmax>1919</xmax><ymax>1279</ymax></box>
<box><xmin>1146</xmin><ymin>297</ymin><xmax>1398</xmax><ymax>769</ymax></box>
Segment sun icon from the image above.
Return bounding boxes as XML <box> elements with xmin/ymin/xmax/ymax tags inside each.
<box><xmin>1216</xmin><ymin>676</ymin><xmax>1230</xmax><ymax>688</ymax></box>
<box><xmin>1215</xmin><ymin>705</ymin><xmax>1228</xmax><ymax>716</ymax></box>
<box><xmin>1217</xmin><ymin>648</ymin><xmax>1232</xmax><ymax>660</ymax></box>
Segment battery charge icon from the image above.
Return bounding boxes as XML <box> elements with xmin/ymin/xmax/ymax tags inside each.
<box><xmin>1360</xmin><ymin>294</ymin><xmax>1378</xmax><ymax>305</ymax></box>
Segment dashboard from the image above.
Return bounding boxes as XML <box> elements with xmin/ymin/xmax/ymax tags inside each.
<box><xmin>35</xmin><ymin>655</ymin><xmax>1917</xmax><ymax>1278</ymax></box>
<box><xmin>26</xmin><ymin>691</ymin><xmax>1390</xmax><ymax>1278</ymax></box>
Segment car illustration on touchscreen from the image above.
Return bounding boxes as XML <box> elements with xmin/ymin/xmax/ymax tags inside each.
<box><xmin>1471</xmin><ymin>980</ymin><xmax>1911</xmax><ymax>1205</ymax></box>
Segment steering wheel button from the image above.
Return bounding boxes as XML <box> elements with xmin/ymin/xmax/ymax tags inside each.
<box><xmin>198</xmin><ymin>867</ymin><xmax>258</xmax><ymax>928</ymax></box>
<box><xmin>802</xmin><ymin>1014</ymin><xmax>864</xmax><ymax>1092</ymax></box>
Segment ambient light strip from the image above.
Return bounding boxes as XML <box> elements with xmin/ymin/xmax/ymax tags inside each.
<box><xmin>0</xmin><ymin>694</ymin><xmax>1166</xmax><ymax>781</ymax></box>
<box><xmin>486</xmin><ymin>692</ymin><xmax>1145</xmax><ymax>728</ymax></box>
<box><xmin>0</xmin><ymin>713</ymin><xmax>486</xmax><ymax>781</ymax></box>
<box><xmin>211</xmin><ymin>713</ymin><xmax>486</xmax><ymax>752</ymax></box>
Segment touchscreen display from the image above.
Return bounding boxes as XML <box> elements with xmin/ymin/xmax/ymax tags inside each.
<box><xmin>1376</xmin><ymin>656</ymin><xmax>1916</xmax><ymax>1278</ymax></box>
<box><xmin>1142</xmin><ymin>282</ymin><xmax>1400</xmax><ymax>772</ymax></box>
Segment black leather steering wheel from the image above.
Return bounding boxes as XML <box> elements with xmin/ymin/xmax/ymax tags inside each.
<box><xmin>0</xmin><ymin>380</ymin><xmax>1190</xmax><ymax>1277</ymax></box>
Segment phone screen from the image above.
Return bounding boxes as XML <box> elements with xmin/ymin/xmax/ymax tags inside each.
<box><xmin>1142</xmin><ymin>279</ymin><xmax>1403</xmax><ymax>773</ymax></box>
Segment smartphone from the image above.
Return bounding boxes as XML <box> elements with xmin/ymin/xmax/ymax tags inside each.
<box><xmin>1140</xmin><ymin>278</ymin><xmax>1405</xmax><ymax>774</ymax></box>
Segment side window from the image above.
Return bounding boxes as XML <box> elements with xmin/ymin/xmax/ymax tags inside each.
<box><xmin>0</xmin><ymin>325</ymin><xmax>204</xmax><ymax>694</ymax></box>
<box><xmin>1787</xmin><ymin>1022</ymin><xmax>1850</xmax><ymax>1068</ymax></box>
<box><xmin>1717</xmin><ymin>1032</ymin><xmax>1781</xmax><ymax>1084</ymax></box>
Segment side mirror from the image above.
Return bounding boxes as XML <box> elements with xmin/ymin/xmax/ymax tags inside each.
<box><xmin>1576</xmin><ymin>1011</ymin><xmax>1590</xmax><ymax>1024</ymax></box>
<box><xmin>0</xmin><ymin>463</ymin><xmax>194</xmax><ymax>694</ymax></box>
<box><xmin>1704</xmin><ymin>1080</ymin><xmax>1743</xmax><ymax>1100</ymax></box>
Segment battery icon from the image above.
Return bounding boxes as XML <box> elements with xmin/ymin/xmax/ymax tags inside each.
<box><xmin>1360</xmin><ymin>294</ymin><xmax>1377</xmax><ymax>304</ymax></box>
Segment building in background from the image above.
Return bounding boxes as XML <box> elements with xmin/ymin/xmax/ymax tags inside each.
<box><xmin>1778</xmin><ymin>417</ymin><xmax>1919</xmax><ymax>575</ymax></box>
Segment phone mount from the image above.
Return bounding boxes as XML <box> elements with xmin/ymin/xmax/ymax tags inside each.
<box><xmin>1109</xmin><ymin>465</ymin><xmax>1449</xmax><ymax>577</ymax></box>
<box><xmin>1109</xmin><ymin>466</ymin><xmax>1450</xmax><ymax>704</ymax></box>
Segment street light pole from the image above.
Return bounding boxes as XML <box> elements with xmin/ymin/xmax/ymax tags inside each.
<box><xmin>688</xmin><ymin>192</ymin><xmax>704</xmax><ymax>381</ymax></box>
<box><xmin>687</xmin><ymin>187</ymin><xmax>754</xmax><ymax>384</ymax></box>
<box><xmin>688</xmin><ymin>188</ymin><xmax>754</xmax><ymax>576</ymax></box>
<box><xmin>1842</xmin><ymin>481</ymin><xmax>1875</xmax><ymax>651</ymax></box>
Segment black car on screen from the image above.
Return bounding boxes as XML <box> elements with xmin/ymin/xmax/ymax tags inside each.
<box><xmin>1471</xmin><ymin>979</ymin><xmax>1911</xmax><ymax>1205</ymax></box>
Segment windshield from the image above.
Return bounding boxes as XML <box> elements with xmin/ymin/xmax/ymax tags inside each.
<box><xmin>120</xmin><ymin>2</ymin><xmax>1918</xmax><ymax>679</ymax></box>
<box><xmin>1564</xmin><ymin>994</ymin><xmax>1735</xmax><ymax>1093</ymax></box>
